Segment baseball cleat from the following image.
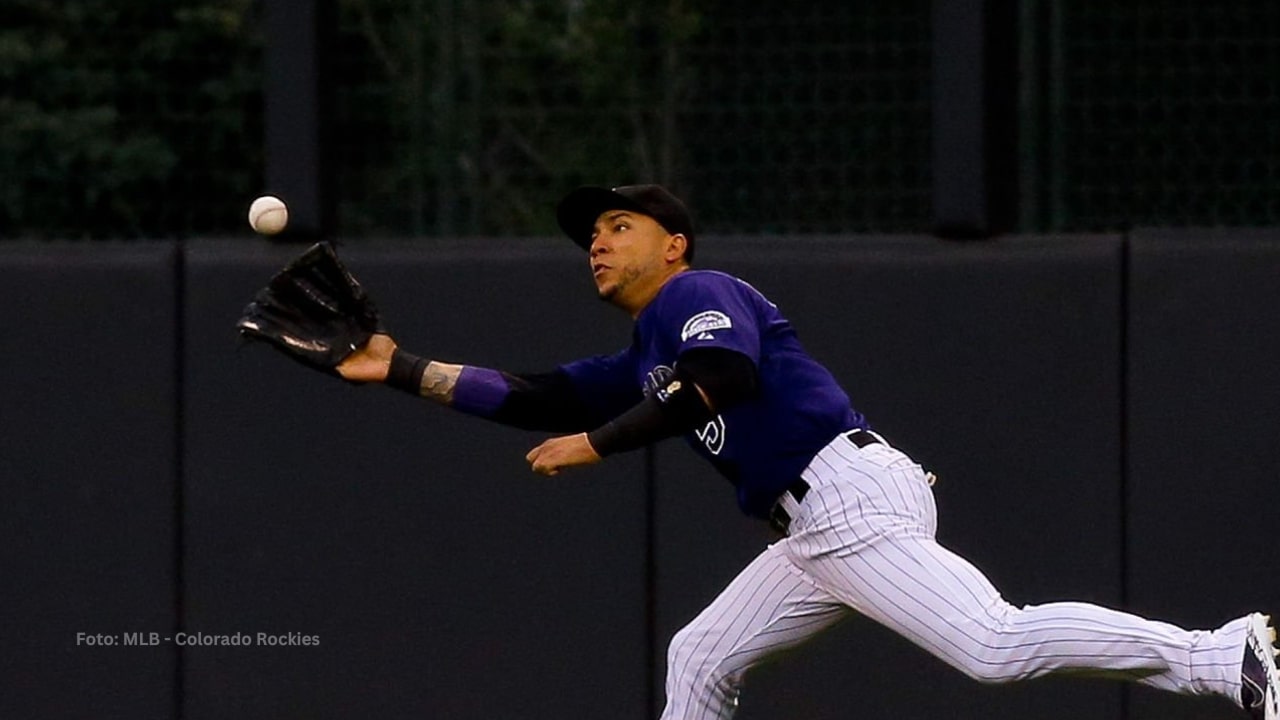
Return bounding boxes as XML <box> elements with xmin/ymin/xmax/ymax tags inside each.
<box><xmin>1241</xmin><ymin>612</ymin><xmax>1280</xmax><ymax>720</ymax></box>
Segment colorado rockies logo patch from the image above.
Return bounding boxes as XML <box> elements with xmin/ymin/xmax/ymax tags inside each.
<box><xmin>681</xmin><ymin>310</ymin><xmax>732</xmax><ymax>341</ymax></box>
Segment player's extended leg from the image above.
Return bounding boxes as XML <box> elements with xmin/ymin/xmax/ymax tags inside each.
<box><xmin>800</xmin><ymin>529</ymin><xmax>1249</xmax><ymax>694</ymax></box>
<box><xmin>661</xmin><ymin>541</ymin><xmax>849</xmax><ymax>720</ymax></box>
<box><xmin>785</xmin><ymin>433</ymin><xmax>1260</xmax><ymax>707</ymax></box>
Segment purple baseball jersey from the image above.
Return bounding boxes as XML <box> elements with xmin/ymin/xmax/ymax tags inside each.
<box><xmin>561</xmin><ymin>270</ymin><xmax>866</xmax><ymax>518</ymax></box>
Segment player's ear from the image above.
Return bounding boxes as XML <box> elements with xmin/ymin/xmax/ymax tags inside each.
<box><xmin>665</xmin><ymin>233</ymin><xmax>689</xmax><ymax>264</ymax></box>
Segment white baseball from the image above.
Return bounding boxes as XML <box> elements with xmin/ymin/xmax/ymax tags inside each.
<box><xmin>248</xmin><ymin>196</ymin><xmax>288</xmax><ymax>235</ymax></box>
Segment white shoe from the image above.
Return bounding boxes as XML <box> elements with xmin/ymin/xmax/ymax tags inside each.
<box><xmin>1241</xmin><ymin>612</ymin><xmax>1280</xmax><ymax>720</ymax></box>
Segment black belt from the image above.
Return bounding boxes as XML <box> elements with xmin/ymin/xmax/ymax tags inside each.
<box><xmin>768</xmin><ymin>429</ymin><xmax>880</xmax><ymax>534</ymax></box>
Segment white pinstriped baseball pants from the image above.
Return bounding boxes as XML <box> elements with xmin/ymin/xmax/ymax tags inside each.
<box><xmin>660</xmin><ymin>432</ymin><xmax>1250</xmax><ymax>720</ymax></box>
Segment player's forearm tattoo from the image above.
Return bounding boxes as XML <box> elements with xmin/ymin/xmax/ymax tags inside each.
<box><xmin>419</xmin><ymin>361</ymin><xmax>462</xmax><ymax>403</ymax></box>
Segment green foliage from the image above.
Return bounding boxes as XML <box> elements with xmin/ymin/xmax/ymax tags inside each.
<box><xmin>9</xmin><ymin>1</ymin><xmax>1274</xmax><ymax>239</ymax></box>
<box><xmin>332</xmin><ymin>0</ymin><xmax>701</xmax><ymax>237</ymax></box>
<box><xmin>0</xmin><ymin>0</ymin><xmax>261</xmax><ymax>239</ymax></box>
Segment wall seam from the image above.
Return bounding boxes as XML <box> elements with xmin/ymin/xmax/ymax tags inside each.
<box><xmin>644</xmin><ymin>446</ymin><xmax>658</xmax><ymax>719</ymax></box>
<box><xmin>172</xmin><ymin>239</ymin><xmax>187</xmax><ymax>720</ymax></box>
<box><xmin>1119</xmin><ymin>230</ymin><xmax>1132</xmax><ymax>720</ymax></box>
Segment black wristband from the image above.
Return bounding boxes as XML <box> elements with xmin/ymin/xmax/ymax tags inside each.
<box><xmin>385</xmin><ymin>348</ymin><xmax>430</xmax><ymax>395</ymax></box>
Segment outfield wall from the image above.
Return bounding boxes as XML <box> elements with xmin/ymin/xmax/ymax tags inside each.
<box><xmin>2</xmin><ymin>230</ymin><xmax>1277</xmax><ymax>720</ymax></box>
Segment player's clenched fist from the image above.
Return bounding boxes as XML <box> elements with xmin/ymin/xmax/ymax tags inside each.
<box><xmin>526</xmin><ymin>433</ymin><xmax>602</xmax><ymax>475</ymax></box>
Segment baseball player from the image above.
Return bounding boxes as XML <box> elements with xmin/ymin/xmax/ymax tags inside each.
<box><xmin>335</xmin><ymin>184</ymin><xmax>1280</xmax><ymax>720</ymax></box>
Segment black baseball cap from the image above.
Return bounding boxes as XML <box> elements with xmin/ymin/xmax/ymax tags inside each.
<box><xmin>556</xmin><ymin>184</ymin><xmax>696</xmax><ymax>261</ymax></box>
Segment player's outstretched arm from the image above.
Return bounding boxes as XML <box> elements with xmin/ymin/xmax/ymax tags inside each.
<box><xmin>526</xmin><ymin>347</ymin><xmax>759</xmax><ymax>476</ymax></box>
<box><xmin>336</xmin><ymin>333</ymin><xmax>462</xmax><ymax>404</ymax></box>
<box><xmin>339</xmin><ymin>334</ymin><xmax>628</xmax><ymax>436</ymax></box>
<box><xmin>524</xmin><ymin>377</ymin><xmax>712</xmax><ymax>476</ymax></box>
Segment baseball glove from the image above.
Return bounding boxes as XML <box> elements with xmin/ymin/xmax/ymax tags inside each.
<box><xmin>235</xmin><ymin>241</ymin><xmax>382</xmax><ymax>378</ymax></box>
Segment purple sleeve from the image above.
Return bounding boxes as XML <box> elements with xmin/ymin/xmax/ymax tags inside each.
<box><xmin>558</xmin><ymin>348</ymin><xmax>642</xmax><ymax>421</ymax></box>
<box><xmin>451</xmin><ymin>366</ymin><xmax>510</xmax><ymax>416</ymax></box>
<box><xmin>443</xmin><ymin>351</ymin><xmax>638</xmax><ymax>429</ymax></box>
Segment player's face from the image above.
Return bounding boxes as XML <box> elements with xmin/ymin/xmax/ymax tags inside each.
<box><xmin>588</xmin><ymin>210</ymin><xmax>675</xmax><ymax>311</ymax></box>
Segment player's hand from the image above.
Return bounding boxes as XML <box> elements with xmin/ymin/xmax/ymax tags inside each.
<box><xmin>336</xmin><ymin>333</ymin><xmax>397</xmax><ymax>383</ymax></box>
<box><xmin>526</xmin><ymin>433</ymin><xmax>602</xmax><ymax>476</ymax></box>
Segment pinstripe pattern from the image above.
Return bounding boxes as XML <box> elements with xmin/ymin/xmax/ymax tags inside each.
<box><xmin>661</xmin><ymin>543</ymin><xmax>847</xmax><ymax>720</ymax></box>
<box><xmin>661</xmin><ymin>433</ymin><xmax>1250</xmax><ymax>719</ymax></box>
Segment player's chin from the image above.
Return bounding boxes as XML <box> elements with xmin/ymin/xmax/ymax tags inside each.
<box><xmin>595</xmin><ymin>280</ymin><xmax>618</xmax><ymax>301</ymax></box>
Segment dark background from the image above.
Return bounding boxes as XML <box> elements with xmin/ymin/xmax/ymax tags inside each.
<box><xmin>3</xmin><ymin>1</ymin><xmax>1280</xmax><ymax>719</ymax></box>
<box><xmin>3</xmin><ymin>1</ymin><xmax>1277</xmax><ymax>240</ymax></box>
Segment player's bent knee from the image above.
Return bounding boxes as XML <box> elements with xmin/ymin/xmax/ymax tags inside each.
<box><xmin>932</xmin><ymin>624</ymin><xmax>1030</xmax><ymax>685</ymax></box>
<box><xmin>957</xmin><ymin>663</ymin><xmax>1019</xmax><ymax>685</ymax></box>
<box><xmin>666</xmin><ymin>625</ymin><xmax>712</xmax><ymax>681</ymax></box>
<box><xmin>947</xmin><ymin>643</ymin><xmax>1038</xmax><ymax>685</ymax></box>
<box><xmin>666</xmin><ymin>625</ymin><xmax>740</xmax><ymax>697</ymax></box>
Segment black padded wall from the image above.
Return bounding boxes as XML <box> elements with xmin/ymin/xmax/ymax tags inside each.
<box><xmin>180</xmin><ymin>239</ymin><xmax>648</xmax><ymax>720</ymax></box>
<box><xmin>1126</xmin><ymin>229</ymin><xmax>1280</xmax><ymax>720</ymax></box>
<box><xmin>11</xmin><ymin>232</ymin><xmax>1279</xmax><ymax>720</ymax></box>
<box><xmin>0</xmin><ymin>243</ymin><xmax>178</xmax><ymax>720</ymax></box>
